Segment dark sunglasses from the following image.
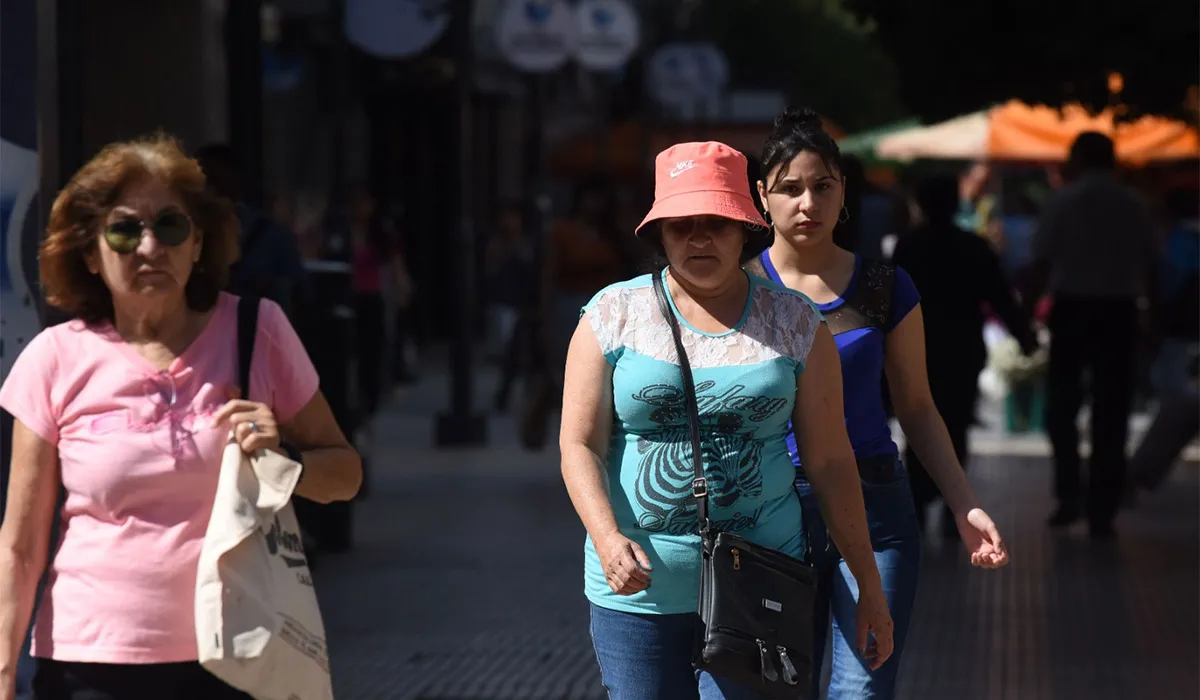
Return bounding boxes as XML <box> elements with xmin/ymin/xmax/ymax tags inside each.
<box><xmin>103</xmin><ymin>211</ymin><xmax>192</xmax><ymax>254</ymax></box>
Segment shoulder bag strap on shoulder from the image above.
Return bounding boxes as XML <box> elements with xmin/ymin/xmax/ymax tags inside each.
<box><xmin>651</xmin><ymin>271</ymin><xmax>710</xmax><ymax>533</ymax></box>
<box><xmin>237</xmin><ymin>296</ymin><xmax>261</xmax><ymax>400</ymax></box>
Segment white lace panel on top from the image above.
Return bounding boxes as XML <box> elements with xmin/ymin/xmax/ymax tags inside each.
<box><xmin>586</xmin><ymin>283</ymin><xmax>822</xmax><ymax>369</ymax></box>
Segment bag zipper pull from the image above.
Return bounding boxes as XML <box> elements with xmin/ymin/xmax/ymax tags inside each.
<box><xmin>777</xmin><ymin>645</ymin><xmax>801</xmax><ymax>685</ymax></box>
<box><xmin>731</xmin><ymin>547</ymin><xmax>741</xmax><ymax>570</ymax></box>
<box><xmin>757</xmin><ymin>639</ymin><xmax>779</xmax><ymax>682</ymax></box>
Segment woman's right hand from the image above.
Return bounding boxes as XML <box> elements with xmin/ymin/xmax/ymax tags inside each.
<box><xmin>594</xmin><ymin>533</ymin><xmax>654</xmax><ymax>596</ymax></box>
<box><xmin>855</xmin><ymin>583</ymin><xmax>895</xmax><ymax>671</ymax></box>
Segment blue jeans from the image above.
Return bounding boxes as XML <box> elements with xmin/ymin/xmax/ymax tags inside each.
<box><xmin>797</xmin><ymin>459</ymin><xmax>922</xmax><ymax>700</ymax></box>
<box><xmin>589</xmin><ymin>604</ymin><xmax>773</xmax><ymax>700</ymax></box>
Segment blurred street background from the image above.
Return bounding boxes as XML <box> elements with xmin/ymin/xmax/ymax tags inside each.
<box><xmin>2</xmin><ymin>1</ymin><xmax>1199</xmax><ymax>698</ymax></box>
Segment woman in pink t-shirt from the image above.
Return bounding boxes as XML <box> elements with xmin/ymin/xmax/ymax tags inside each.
<box><xmin>0</xmin><ymin>135</ymin><xmax>362</xmax><ymax>700</ymax></box>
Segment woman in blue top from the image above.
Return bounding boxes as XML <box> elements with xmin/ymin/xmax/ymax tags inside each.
<box><xmin>560</xmin><ymin>141</ymin><xmax>893</xmax><ymax>700</ymax></box>
<box><xmin>748</xmin><ymin>108</ymin><xmax>1011</xmax><ymax>700</ymax></box>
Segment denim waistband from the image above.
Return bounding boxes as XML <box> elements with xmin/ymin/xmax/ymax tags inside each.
<box><xmin>857</xmin><ymin>453</ymin><xmax>904</xmax><ymax>484</ymax></box>
<box><xmin>796</xmin><ymin>452</ymin><xmax>903</xmax><ymax>485</ymax></box>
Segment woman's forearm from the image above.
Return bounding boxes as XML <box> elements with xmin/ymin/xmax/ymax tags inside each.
<box><xmin>292</xmin><ymin>446</ymin><xmax>362</xmax><ymax>503</ymax></box>
<box><xmin>899</xmin><ymin>406</ymin><xmax>979</xmax><ymax>515</ymax></box>
<box><xmin>561</xmin><ymin>444</ymin><xmax>622</xmax><ymax>543</ymax></box>
<box><xmin>805</xmin><ymin>458</ymin><xmax>883</xmax><ymax>593</ymax></box>
<box><xmin>0</xmin><ymin>546</ymin><xmax>43</xmax><ymax>692</ymax></box>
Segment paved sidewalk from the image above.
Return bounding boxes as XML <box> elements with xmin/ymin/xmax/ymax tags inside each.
<box><xmin>314</xmin><ymin>369</ymin><xmax>1200</xmax><ymax>699</ymax></box>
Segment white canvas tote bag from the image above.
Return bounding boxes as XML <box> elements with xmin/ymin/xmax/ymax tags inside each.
<box><xmin>195</xmin><ymin>440</ymin><xmax>334</xmax><ymax>700</ymax></box>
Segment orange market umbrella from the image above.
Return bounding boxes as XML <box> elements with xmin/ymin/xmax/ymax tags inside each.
<box><xmin>876</xmin><ymin>100</ymin><xmax>1200</xmax><ymax>165</ymax></box>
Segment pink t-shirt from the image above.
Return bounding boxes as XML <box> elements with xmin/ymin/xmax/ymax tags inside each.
<box><xmin>0</xmin><ymin>293</ymin><xmax>319</xmax><ymax>664</ymax></box>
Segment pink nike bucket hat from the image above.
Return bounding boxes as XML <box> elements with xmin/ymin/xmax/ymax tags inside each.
<box><xmin>635</xmin><ymin>141</ymin><xmax>772</xmax><ymax>260</ymax></box>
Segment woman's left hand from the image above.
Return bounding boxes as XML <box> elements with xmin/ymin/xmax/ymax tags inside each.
<box><xmin>213</xmin><ymin>400</ymin><xmax>281</xmax><ymax>454</ymax></box>
<box><xmin>955</xmin><ymin>508</ymin><xmax>1010</xmax><ymax>569</ymax></box>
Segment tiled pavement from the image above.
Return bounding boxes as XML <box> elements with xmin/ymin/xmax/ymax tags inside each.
<box><xmin>314</xmin><ymin>370</ymin><xmax>1200</xmax><ymax>700</ymax></box>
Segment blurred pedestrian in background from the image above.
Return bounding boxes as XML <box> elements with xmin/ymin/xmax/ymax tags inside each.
<box><xmin>485</xmin><ymin>202</ymin><xmax>539</xmax><ymax>412</ymax></box>
<box><xmin>521</xmin><ymin>176</ymin><xmax>630</xmax><ymax>448</ymax></box>
<box><xmin>194</xmin><ymin>143</ymin><xmax>309</xmax><ymax>318</ymax></box>
<box><xmin>893</xmin><ymin>174</ymin><xmax>1037</xmax><ymax>536</ymax></box>
<box><xmin>1024</xmin><ymin>131</ymin><xmax>1159</xmax><ymax>538</ymax></box>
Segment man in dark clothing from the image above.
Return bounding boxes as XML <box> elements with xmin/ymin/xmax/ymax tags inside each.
<box><xmin>193</xmin><ymin>144</ymin><xmax>308</xmax><ymax>316</ymax></box>
<box><xmin>893</xmin><ymin>175</ymin><xmax>1037</xmax><ymax>536</ymax></box>
<box><xmin>1024</xmin><ymin>132</ymin><xmax>1158</xmax><ymax>539</ymax></box>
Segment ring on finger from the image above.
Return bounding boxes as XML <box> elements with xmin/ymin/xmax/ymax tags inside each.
<box><xmin>248</xmin><ymin>421</ymin><xmax>259</xmax><ymax>433</ymax></box>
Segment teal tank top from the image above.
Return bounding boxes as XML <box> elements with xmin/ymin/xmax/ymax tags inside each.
<box><xmin>581</xmin><ymin>270</ymin><xmax>824</xmax><ymax>614</ymax></box>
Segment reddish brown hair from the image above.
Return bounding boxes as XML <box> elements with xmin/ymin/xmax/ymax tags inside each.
<box><xmin>39</xmin><ymin>133</ymin><xmax>241</xmax><ymax>324</ymax></box>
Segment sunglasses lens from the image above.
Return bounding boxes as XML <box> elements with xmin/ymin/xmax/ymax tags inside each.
<box><xmin>154</xmin><ymin>212</ymin><xmax>191</xmax><ymax>246</ymax></box>
<box><xmin>104</xmin><ymin>220</ymin><xmax>142</xmax><ymax>253</ymax></box>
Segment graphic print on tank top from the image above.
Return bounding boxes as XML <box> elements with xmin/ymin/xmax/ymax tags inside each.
<box><xmin>629</xmin><ymin>377</ymin><xmax>784</xmax><ymax>534</ymax></box>
<box><xmin>584</xmin><ymin>272</ymin><xmax>823</xmax><ymax>538</ymax></box>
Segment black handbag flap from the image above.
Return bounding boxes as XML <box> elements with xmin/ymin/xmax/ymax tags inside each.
<box><xmin>712</xmin><ymin>532</ymin><xmax>816</xmax><ymax>583</ymax></box>
<box><xmin>705</xmin><ymin>533</ymin><xmax>817</xmax><ymax>654</ymax></box>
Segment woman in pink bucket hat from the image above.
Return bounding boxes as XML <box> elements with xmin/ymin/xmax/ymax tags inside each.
<box><xmin>559</xmin><ymin>141</ymin><xmax>892</xmax><ymax>699</ymax></box>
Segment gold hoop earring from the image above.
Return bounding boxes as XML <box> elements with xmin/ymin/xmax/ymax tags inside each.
<box><xmin>838</xmin><ymin>206</ymin><xmax>850</xmax><ymax>224</ymax></box>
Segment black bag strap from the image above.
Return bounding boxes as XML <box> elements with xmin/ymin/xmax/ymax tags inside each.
<box><xmin>237</xmin><ymin>296</ymin><xmax>261</xmax><ymax>400</ymax></box>
<box><xmin>651</xmin><ymin>271</ymin><xmax>710</xmax><ymax>534</ymax></box>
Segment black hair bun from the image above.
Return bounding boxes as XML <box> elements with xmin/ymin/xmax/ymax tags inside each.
<box><xmin>774</xmin><ymin>106</ymin><xmax>823</xmax><ymax>132</ymax></box>
<box><xmin>761</xmin><ymin>105</ymin><xmax>842</xmax><ymax>183</ymax></box>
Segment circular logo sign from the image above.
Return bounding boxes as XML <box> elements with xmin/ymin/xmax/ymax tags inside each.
<box><xmin>496</xmin><ymin>0</ymin><xmax>575</xmax><ymax>73</ymax></box>
<box><xmin>345</xmin><ymin>0</ymin><xmax>450</xmax><ymax>59</ymax></box>
<box><xmin>646</xmin><ymin>42</ymin><xmax>730</xmax><ymax>107</ymax></box>
<box><xmin>573</xmin><ymin>0</ymin><xmax>640</xmax><ymax>72</ymax></box>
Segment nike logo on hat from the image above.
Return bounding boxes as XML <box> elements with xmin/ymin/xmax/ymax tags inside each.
<box><xmin>669</xmin><ymin>160</ymin><xmax>696</xmax><ymax>178</ymax></box>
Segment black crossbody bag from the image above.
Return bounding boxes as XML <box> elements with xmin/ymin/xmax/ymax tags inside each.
<box><xmin>652</xmin><ymin>272</ymin><xmax>817</xmax><ymax>699</ymax></box>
